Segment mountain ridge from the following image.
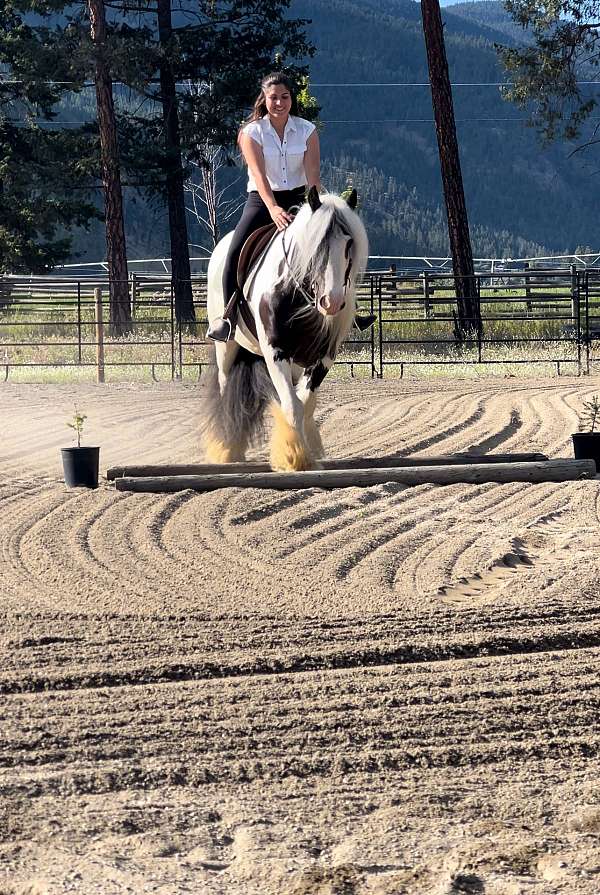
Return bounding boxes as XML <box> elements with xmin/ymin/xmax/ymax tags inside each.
<box><xmin>23</xmin><ymin>0</ymin><xmax>596</xmax><ymax>263</ymax></box>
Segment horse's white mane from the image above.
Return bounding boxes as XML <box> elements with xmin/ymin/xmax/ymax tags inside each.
<box><xmin>284</xmin><ymin>194</ymin><xmax>369</xmax><ymax>292</ymax></box>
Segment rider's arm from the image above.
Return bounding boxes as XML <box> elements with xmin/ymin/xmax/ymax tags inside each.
<box><xmin>239</xmin><ymin>132</ymin><xmax>291</xmax><ymax>231</ymax></box>
<box><xmin>304</xmin><ymin>130</ymin><xmax>322</xmax><ymax>192</ymax></box>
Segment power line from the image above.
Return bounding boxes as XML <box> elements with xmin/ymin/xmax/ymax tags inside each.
<box><xmin>313</xmin><ymin>81</ymin><xmax>600</xmax><ymax>87</ymax></box>
<box><xmin>3</xmin><ymin>79</ymin><xmax>600</xmax><ymax>87</ymax></box>
<box><xmin>327</xmin><ymin>118</ymin><xmax>542</xmax><ymax>123</ymax></box>
<box><xmin>11</xmin><ymin>117</ymin><xmax>600</xmax><ymax>126</ymax></box>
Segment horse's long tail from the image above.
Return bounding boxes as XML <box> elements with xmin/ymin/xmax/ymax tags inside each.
<box><xmin>202</xmin><ymin>346</ymin><xmax>276</xmax><ymax>462</ymax></box>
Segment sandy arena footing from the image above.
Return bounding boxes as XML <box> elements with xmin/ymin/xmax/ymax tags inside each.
<box><xmin>2</xmin><ymin>376</ymin><xmax>600</xmax><ymax>894</ymax></box>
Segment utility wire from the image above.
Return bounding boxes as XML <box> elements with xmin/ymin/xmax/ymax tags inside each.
<box><xmin>312</xmin><ymin>81</ymin><xmax>600</xmax><ymax>87</ymax></box>
<box><xmin>2</xmin><ymin>79</ymin><xmax>600</xmax><ymax>87</ymax></box>
<box><xmin>10</xmin><ymin>117</ymin><xmax>600</xmax><ymax>126</ymax></box>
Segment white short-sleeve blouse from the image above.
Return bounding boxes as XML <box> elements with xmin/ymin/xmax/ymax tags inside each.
<box><xmin>241</xmin><ymin>115</ymin><xmax>316</xmax><ymax>192</ymax></box>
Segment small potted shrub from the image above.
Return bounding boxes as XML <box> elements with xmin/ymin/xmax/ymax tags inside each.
<box><xmin>61</xmin><ymin>406</ymin><xmax>100</xmax><ymax>488</ymax></box>
<box><xmin>572</xmin><ymin>394</ymin><xmax>600</xmax><ymax>470</ymax></box>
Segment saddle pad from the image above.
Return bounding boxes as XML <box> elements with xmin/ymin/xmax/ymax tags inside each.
<box><xmin>237</xmin><ymin>222</ymin><xmax>278</xmax><ymax>291</ymax></box>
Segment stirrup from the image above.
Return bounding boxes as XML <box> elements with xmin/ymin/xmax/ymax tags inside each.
<box><xmin>354</xmin><ymin>313</ymin><xmax>377</xmax><ymax>332</ymax></box>
<box><xmin>207</xmin><ymin>317</ymin><xmax>234</xmax><ymax>342</ymax></box>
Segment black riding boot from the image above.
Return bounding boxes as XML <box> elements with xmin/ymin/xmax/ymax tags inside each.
<box><xmin>354</xmin><ymin>313</ymin><xmax>377</xmax><ymax>331</ymax></box>
<box><xmin>207</xmin><ymin>292</ymin><xmax>239</xmax><ymax>342</ymax></box>
<box><xmin>207</xmin><ymin>317</ymin><xmax>235</xmax><ymax>342</ymax></box>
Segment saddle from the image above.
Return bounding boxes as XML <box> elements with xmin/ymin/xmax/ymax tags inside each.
<box><xmin>234</xmin><ymin>222</ymin><xmax>278</xmax><ymax>340</ymax></box>
<box><xmin>237</xmin><ymin>222</ymin><xmax>278</xmax><ymax>292</ymax></box>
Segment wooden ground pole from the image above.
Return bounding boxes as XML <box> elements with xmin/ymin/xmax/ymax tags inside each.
<box><xmin>114</xmin><ymin>459</ymin><xmax>595</xmax><ymax>493</ymax></box>
<box><xmin>106</xmin><ymin>452</ymin><xmax>548</xmax><ymax>481</ymax></box>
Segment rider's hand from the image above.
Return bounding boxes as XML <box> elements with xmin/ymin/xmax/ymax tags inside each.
<box><xmin>269</xmin><ymin>205</ymin><xmax>293</xmax><ymax>231</ymax></box>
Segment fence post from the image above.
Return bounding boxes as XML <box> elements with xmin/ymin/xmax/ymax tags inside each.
<box><xmin>524</xmin><ymin>261</ymin><xmax>532</xmax><ymax>312</ymax></box>
<box><xmin>584</xmin><ymin>269</ymin><xmax>591</xmax><ymax>375</ymax></box>
<box><xmin>170</xmin><ymin>283</ymin><xmax>176</xmax><ymax>380</ymax></box>
<box><xmin>130</xmin><ymin>273</ymin><xmax>137</xmax><ymax>315</ymax></box>
<box><xmin>569</xmin><ymin>264</ymin><xmax>582</xmax><ymax>376</ymax></box>
<box><xmin>570</xmin><ymin>263</ymin><xmax>579</xmax><ymax>322</ymax></box>
<box><xmin>422</xmin><ymin>271</ymin><xmax>432</xmax><ymax>319</ymax></box>
<box><xmin>77</xmin><ymin>281</ymin><xmax>82</xmax><ymax>365</ymax></box>
<box><xmin>476</xmin><ymin>276</ymin><xmax>483</xmax><ymax>363</ymax></box>
<box><xmin>95</xmin><ymin>287</ymin><xmax>105</xmax><ymax>383</ymax></box>
<box><xmin>370</xmin><ymin>274</ymin><xmax>376</xmax><ymax>378</ymax></box>
<box><xmin>378</xmin><ymin>275</ymin><xmax>384</xmax><ymax>378</ymax></box>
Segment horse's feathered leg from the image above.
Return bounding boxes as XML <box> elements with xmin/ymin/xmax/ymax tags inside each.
<box><xmin>215</xmin><ymin>340</ymin><xmax>239</xmax><ymax>396</ymax></box>
<box><xmin>260</xmin><ymin>345</ymin><xmax>313</xmax><ymax>471</ymax></box>
<box><xmin>295</xmin><ymin>357</ymin><xmax>334</xmax><ymax>462</ymax></box>
<box><xmin>269</xmin><ymin>402</ymin><xmax>312</xmax><ymax>472</ymax></box>
<box><xmin>299</xmin><ymin>390</ymin><xmax>324</xmax><ymax>460</ymax></box>
<box><xmin>204</xmin><ymin>341</ymin><xmax>250</xmax><ymax>463</ymax></box>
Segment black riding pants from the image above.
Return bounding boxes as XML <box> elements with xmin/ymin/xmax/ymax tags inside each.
<box><xmin>222</xmin><ymin>187</ymin><xmax>306</xmax><ymax>304</ymax></box>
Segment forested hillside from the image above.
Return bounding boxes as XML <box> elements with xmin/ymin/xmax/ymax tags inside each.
<box><xmin>66</xmin><ymin>0</ymin><xmax>598</xmax><ymax>264</ymax></box>
<box><xmin>293</xmin><ymin>0</ymin><xmax>597</xmax><ymax>259</ymax></box>
<box><xmin>443</xmin><ymin>0</ymin><xmax>530</xmax><ymax>42</ymax></box>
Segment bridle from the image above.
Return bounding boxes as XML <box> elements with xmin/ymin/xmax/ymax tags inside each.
<box><xmin>280</xmin><ymin>219</ymin><xmax>355</xmax><ymax>308</ymax></box>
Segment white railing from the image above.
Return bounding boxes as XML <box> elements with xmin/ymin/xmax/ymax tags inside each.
<box><xmin>48</xmin><ymin>251</ymin><xmax>600</xmax><ymax>278</ymax></box>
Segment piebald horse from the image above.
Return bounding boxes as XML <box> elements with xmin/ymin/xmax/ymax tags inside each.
<box><xmin>203</xmin><ymin>187</ymin><xmax>369</xmax><ymax>471</ymax></box>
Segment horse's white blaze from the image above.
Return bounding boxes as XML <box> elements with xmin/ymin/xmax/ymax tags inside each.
<box><xmin>317</xmin><ymin>233</ymin><xmax>351</xmax><ymax>316</ymax></box>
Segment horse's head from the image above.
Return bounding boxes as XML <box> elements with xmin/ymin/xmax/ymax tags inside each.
<box><xmin>286</xmin><ymin>188</ymin><xmax>369</xmax><ymax>323</ymax></box>
<box><xmin>306</xmin><ymin>186</ymin><xmax>358</xmax><ymax>317</ymax></box>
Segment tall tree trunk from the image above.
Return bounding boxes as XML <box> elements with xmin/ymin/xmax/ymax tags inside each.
<box><xmin>87</xmin><ymin>0</ymin><xmax>131</xmax><ymax>337</ymax></box>
<box><xmin>157</xmin><ymin>0</ymin><xmax>195</xmax><ymax>324</ymax></box>
<box><xmin>420</xmin><ymin>0</ymin><xmax>480</xmax><ymax>339</ymax></box>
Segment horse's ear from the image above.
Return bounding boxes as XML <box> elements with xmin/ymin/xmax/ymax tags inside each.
<box><xmin>307</xmin><ymin>185</ymin><xmax>322</xmax><ymax>212</ymax></box>
<box><xmin>346</xmin><ymin>188</ymin><xmax>358</xmax><ymax>210</ymax></box>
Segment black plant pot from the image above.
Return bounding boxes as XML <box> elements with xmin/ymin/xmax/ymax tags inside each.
<box><xmin>61</xmin><ymin>446</ymin><xmax>100</xmax><ymax>488</ymax></box>
<box><xmin>572</xmin><ymin>433</ymin><xmax>600</xmax><ymax>472</ymax></box>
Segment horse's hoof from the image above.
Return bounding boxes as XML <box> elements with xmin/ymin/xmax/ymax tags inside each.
<box><xmin>271</xmin><ymin>453</ymin><xmax>314</xmax><ymax>472</ymax></box>
<box><xmin>269</xmin><ymin>404</ymin><xmax>313</xmax><ymax>471</ymax></box>
<box><xmin>205</xmin><ymin>435</ymin><xmax>245</xmax><ymax>464</ymax></box>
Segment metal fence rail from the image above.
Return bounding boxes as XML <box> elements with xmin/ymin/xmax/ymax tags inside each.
<box><xmin>1</xmin><ymin>269</ymin><xmax>599</xmax><ymax>379</ymax></box>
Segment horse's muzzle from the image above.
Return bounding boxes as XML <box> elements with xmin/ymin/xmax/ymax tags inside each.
<box><xmin>318</xmin><ymin>296</ymin><xmax>346</xmax><ymax>316</ymax></box>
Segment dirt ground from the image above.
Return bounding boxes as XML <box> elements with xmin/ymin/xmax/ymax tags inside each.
<box><xmin>2</xmin><ymin>375</ymin><xmax>600</xmax><ymax>895</ymax></box>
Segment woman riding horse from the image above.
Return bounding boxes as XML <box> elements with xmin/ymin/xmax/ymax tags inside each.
<box><xmin>204</xmin><ymin>187</ymin><xmax>369</xmax><ymax>471</ymax></box>
<box><xmin>207</xmin><ymin>72</ymin><xmax>320</xmax><ymax>342</ymax></box>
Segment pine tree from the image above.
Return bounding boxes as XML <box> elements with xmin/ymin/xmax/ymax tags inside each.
<box><xmin>499</xmin><ymin>0</ymin><xmax>600</xmax><ymax>145</ymax></box>
<box><xmin>119</xmin><ymin>0</ymin><xmax>315</xmax><ymax>323</ymax></box>
<box><xmin>87</xmin><ymin>0</ymin><xmax>132</xmax><ymax>335</ymax></box>
<box><xmin>421</xmin><ymin>0</ymin><xmax>480</xmax><ymax>339</ymax></box>
<box><xmin>0</xmin><ymin>4</ymin><xmax>98</xmax><ymax>274</ymax></box>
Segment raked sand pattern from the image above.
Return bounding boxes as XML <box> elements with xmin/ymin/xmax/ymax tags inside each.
<box><xmin>2</xmin><ymin>377</ymin><xmax>600</xmax><ymax>894</ymax></box>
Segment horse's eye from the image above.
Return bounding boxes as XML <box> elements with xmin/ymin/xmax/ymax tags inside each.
<box><xmin>345</xmin><ymin>239</ymin><xmax>354</xmax><ymax>258</ymax></box>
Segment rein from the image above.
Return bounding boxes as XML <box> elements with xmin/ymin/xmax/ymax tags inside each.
<box><xmin>281</xmin><ymin>231</ymin><xmax>315</xmax><ymax>306</ymax></box>
<box><xmin>240</xmin><ymin>209</ymin><xmax>356</xmax><ymax>341</ymax></box>
<box><xmin>280</xmin><ymin>221</ymin><xmax>354</xmax><ymax>307</ymax></box>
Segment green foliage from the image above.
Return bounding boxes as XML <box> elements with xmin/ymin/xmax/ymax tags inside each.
<box><xmin>1</xmin><ymin>0</ymin><xmax>315</xmax><ymax>273</ymax></box>
<box><xmin>296</xmin><ymin>76</ymin><xmax>321</xmax><ymax>124</ymax></box>
<box><xmin>67</xmin><ymin>405</ymin><xmax>87</xmax><ymax>447</ymax></box>
<box><xmin>0</xmin><ymin>0</ymin><xmax>99</xmax><ymax>273</ymax></box>
<box><xmin>6</xmin><ymin>0</ymin><xmax>598</xmax><ymax>266</ymax></box>
<box><xmin>498</xmin><ymin>0</ymin><xmax>600</xmax><ymax>142</ymax></box>
<box><xmin>0</xmin><ymin>119</ymin><xmax>99</xmax><ymax>273</ymax></box>
<box><xmin>579</xmin><ymin>394</ymin><xmax>600</xmax><ymax>433</ymax></box>
<box><xmin>292</xmin><ymin>0</ymin><xmax>597</xmax><ymax>257</ymax></box>
<box><xmin>120</xmin><ymin>1</ymin><xmax>316</xmax><ymax>178</ymax></box>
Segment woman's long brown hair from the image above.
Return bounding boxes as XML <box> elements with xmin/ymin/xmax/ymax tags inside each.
<box><xmin>239</xmin><ymin>72</ymin><xmax>299</xmax><ymax>139</ymax></box>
